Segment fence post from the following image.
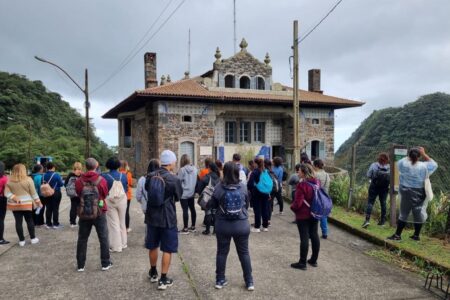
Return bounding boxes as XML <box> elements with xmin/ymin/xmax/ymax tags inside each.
<box><xmin>348</xmin><ymin>144</ymin><xmax>356</xmax><ymax>209</ymax></box>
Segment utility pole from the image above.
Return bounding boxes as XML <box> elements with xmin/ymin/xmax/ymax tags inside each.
<box><xmin>233</xmin><ymin>0</ymin><xmax>237</xmax><ymax>54</ymax></box>
<box><xmin>35</xmin><ymin>56</ymin><xmax>91</xmax><ymax>158</ymax></box>
<box><xmin>293</xmin><ymin>20</ymin><xmax>300</xmax><ymax>166</ymax></box>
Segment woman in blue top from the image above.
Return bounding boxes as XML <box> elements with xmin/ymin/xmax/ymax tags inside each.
<box><xmin>388</xmin><ymin>147</ymin><xmax>438</xmax><ymax>241</ymax></box>
<box><xmin>31</xmin><ymin>164</ymin><xmax>45</xmax><ymax>226</ymax></box>
<box><xmin>42</xmin><ymin>162</ymin><xmax>65</xmax><ymax>229</ymax></box>
<box><xmin>272</xmin><ymin>157</ymin><xmax>285</xmax><ymax>215</ymax></box>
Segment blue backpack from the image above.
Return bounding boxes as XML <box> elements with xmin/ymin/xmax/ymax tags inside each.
<box><xmin>305</xmin><ymin>182</ymin><xmax>333</xmax><ymax>219</ymax></box>
<box><xmin>220</xmin><ymin>185</ymin><xmax>243</xmax><ymax>220</ymax></box>
<box><xmin>255</xmin><ymin>170</ymin><xmax>273</xmax><ymax>195</ymax></box>
<box><xmin>146</xmin><ymin>172</ymin><xmax>166</xmax><ymax>207</ymax></box>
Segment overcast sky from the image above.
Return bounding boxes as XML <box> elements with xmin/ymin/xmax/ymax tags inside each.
<box><xmin>1</xmin><ymin>0</ymin><xmax>449</xmax><ymax>150</ymax></box>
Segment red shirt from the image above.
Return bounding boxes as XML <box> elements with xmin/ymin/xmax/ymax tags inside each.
<box><xmin>0</xmin><ymin>175</ymin><xmax>7</xmax><ymax>197</ymax></box>
<box><xmin>75</xmin><ymin>171</ymin><xmax>108</xmax><ymax>201</ymax></box>
<box><xmin>291</xmin><ymin>178</ymin><xmax>319</xmax><ymax>220</ymax></box>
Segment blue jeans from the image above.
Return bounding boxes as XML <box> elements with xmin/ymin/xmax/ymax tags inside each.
<box><xmin>320</xmin><ymin>217</ymin><xmax>328</xmax><ymax>236</ymax></box>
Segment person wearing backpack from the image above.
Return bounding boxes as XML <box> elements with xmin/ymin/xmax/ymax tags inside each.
<box><xmin>31</xmin><ymin>164</ymin><xmax>45</xmax><ymax>227</ymax></box>
<box><xmin>196</xmin><ymin>162</ymin><xmax>221</xmax><ymax>235</ymax></box>
<box><xmin>247</xmin><ymin>158</ymin><xmax>272</xmax><ymax>233</ymax></box>
<box><xmin>145</xmin><ymin>150</ymin><xmax>182</xmax><ymax>290</ymax></box>
<box><xmin>42</xmin><ymin>162</ymin><xmax>64</xmax><ymax>229</ymax></box>
<box><xmin>119</xmin><ymin>160</ymin><xmax>133</xmax><ymax>233</ymax></box>
<box><xmin>177</xmin><ymin>154</ymin><xmax>198</xmax><ymax>234</ymax></box>
<box><xmin>102</xmin><ymin>157</ymin><xmax>128</xmax><ymax>253</ymax></box>
<box><xmin>0</xmin><ymin>161</ymin><xmax>10</xmax><ymax>245</ymax></box>
<box><xmin>75</xmin><ymin>158</ymin><xmax>112</xmax><ymax>272</ymax></box>
<box><xmin>272</xmin><ymin>157</ymin><xmax>285</xmax><ymax>215</ymax></box>
<box><xmin>264</xmin><ymin>159</ymin><xmax>278</xmax><ymax>226</ymax></box>
<box><xmin>313</xmin><ymin>159</ymin><xmax>331</xmax><ymax>239</ymax></box>
<box><xmin>290</xmin><ymin>163</ymin><xmax>320</xmax><ymax>270</ymax></box>
<box><xmin>362</xmin><ymin>153</ymin><xmax>391</xmax><ymax>228</ymax></box>
<box><xmin>137</xmin><ymin>159</ymin><xmax>160</xmax><ymax>216</ymax></box>
<box><xmin>65</xmin><ymin>162</ymin><xmax>83</xmax><ymax>228</ymax></box>
<box><xmin>207</xmin><ymin>162</ymin><xmax>254</xmax><ymax>291</ymax></box>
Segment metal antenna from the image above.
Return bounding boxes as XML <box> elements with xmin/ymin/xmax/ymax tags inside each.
<box><xmin>188</xmin><ymin>28</ymin><xmax>191</xmax><ymax>74</ymax></box>
<box><xmin>233</xmin><ymin>0</ymin><xmax>237</xmax><ymax>54</ymax></box>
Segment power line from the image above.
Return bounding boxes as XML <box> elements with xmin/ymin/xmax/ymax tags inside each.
<box><xmin>91</xmin><ymin>0</ymin><xmax>186</xmax><ymax>94</ymax></box>
<box><xmin>296</xmin><ymin>0</ymin><xmax>344</xmax><ymax>45</ymax></box>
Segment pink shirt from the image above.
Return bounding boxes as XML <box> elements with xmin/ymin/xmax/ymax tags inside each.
<box><xmin>0</xmin><ymin>176</ymin><xmax>8</xmax><ymax>197</ymax></box>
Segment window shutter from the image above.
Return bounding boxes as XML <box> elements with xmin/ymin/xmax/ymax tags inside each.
<box><xmin>319</xmin><ymin>141</ymin><xmax>325</xmax><ymax>159</ymax></box>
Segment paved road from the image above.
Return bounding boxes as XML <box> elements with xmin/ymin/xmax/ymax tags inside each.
<box><xmin>0</xmin><ymin>193</ymin><xmax>433</xmax><ymax>299</ymax></box>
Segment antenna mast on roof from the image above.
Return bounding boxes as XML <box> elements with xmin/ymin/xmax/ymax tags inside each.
<box><xmin>233</xmin><ymin>0</ymin><xmax>237</xmax><ymax>54</ymax></box>
<box><xmin>188</xmin><ymin>28</ymin><xmax>191</xmax><ymax>74</ymax></box>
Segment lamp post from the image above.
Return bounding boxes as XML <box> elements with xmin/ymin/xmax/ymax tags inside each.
<box><xmin>34</xmin><ymin>56</ymin><xmax>91</xmax><ymax>158</ymax></box>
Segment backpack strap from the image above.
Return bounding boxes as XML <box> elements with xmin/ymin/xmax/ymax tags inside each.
<box><xmin>303</xmin><ymin>181</ymin><xmax>318</xmax><ymax>208</ymax></box>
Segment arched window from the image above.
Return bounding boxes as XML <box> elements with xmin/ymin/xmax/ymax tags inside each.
<box><xmin>239</xmin><ymin>76</ymin><xmax>250</xmax><ymax>89</ymax></box>
<box><xmin>180</xmin><ymin>141</ymin><xmax>195</xmax><ymax>162</ymax></box>
<box><xmin>224</xmin><ymin>75</ymin><xmax>235</xmax><ymax>88</ymax></box>
<box><xmin>256</xmin><ymin>77</ymin><xmax>265</xmax><ymax>90</ymax></box>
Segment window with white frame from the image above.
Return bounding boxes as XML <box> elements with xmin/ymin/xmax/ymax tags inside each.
<box><xmin>239</xmin><ymin>122</ymin><xmax>251</xmax><ymax>143</ymax></box>
<box><xmin>225</xmin><ymin>121</ymin><xmax>236</xmax><ymax>143</ymax></box>
<box><xmin>254</xmin><ymin>122</ymin><xmax>265</xmax><ymax>143</ymax></box>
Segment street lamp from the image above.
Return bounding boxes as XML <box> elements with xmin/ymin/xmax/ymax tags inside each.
<box><xmin>34</xmin><ymin>56</ymin><xmax>91</xmax><ymax>158</ymax></box>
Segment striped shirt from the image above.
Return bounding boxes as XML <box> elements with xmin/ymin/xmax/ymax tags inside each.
<box><xmin>5</xmin><ymin>177</ymin><xmax>40</xmax><ymax>211</ymax></box>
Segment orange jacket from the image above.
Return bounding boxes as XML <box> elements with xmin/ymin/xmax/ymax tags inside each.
<box><xmin>198</xmin><ymin>168</ymin><xmax>210</xmax><ymax>180</ymax></box>
<box><xmin>120</xmin><ymin>169</ymin><xmax>133</xmax><ymax>200</ymax></box>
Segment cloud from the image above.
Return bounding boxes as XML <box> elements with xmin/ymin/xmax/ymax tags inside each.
<box><xmin>1</xmin><ymin>0</ymin><xmax>449</xmax><ymax>150</ymax></box>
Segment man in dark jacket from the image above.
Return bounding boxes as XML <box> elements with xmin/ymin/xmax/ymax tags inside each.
<box><xmin>146</xmin><ymin>150</ymin><xmax>182</xmax><ymax>290</ymax></box>
<box><xmin>74</xmin><ymin>158</ymin><xmax>111</xmax><ymax>272</ymax></box>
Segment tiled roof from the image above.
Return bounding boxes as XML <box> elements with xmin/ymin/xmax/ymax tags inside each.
<box><xmin>103</xmin><ymin>79</ymin><xmax>364</xmax><ymax>118</ymax></box>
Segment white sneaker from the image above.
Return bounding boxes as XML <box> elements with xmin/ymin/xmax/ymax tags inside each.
<box><xmin>126</xmin><ymin>228</ymin><xmax>132</xmax><ymax>233</ymax></box>
<box><xmin>279</xmin><ymin>212</ymin><xmax>284</xmax><ymax>215</ymax></box>
<box><xmin>262</xmin><ymin>227</ymin><xmax>269</xmax><ymax>232</ymax></box>
<box><xmin>70</xmin><ymin>224</ymin><xmax>78</xmax><ymax>228</ymax></box>
<box><xmin>31</xmin><ymin>238</ymin><xmax>39</xmax><ymax>244</ymax></box>
<box><xmin>19</xmin><ymin>240</ymin><xmax>26</xmax><ymax>247</ymax></box>
<box><xmin>251</xmin><ymin>228</ymin><xmax>261</xmax><ymax>233</ymax></box>
<box><xmin>77</xmin><ymin>267</ymin><xmax>85</xmax><ymax>272</ymax></box>
<box><xmin>122</xmin><ymin>245</ymin><xmax>128</xmax><ymax>249</ymax></box>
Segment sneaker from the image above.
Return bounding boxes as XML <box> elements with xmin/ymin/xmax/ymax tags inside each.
<box><xmin>322</xmin><ymin>235</ymin><xmax>328</xmax><ymax>239</ymax></box>
<box><xmin>387</xmin><ymin>234</ymin><xmax>401</xmax><ymax>241</ymax></box>
<box><xmin>307</xmin><ymin>259</ymin><xmax>318</xmax><ymax>267</ymax></box>
<box><xmin>179</xmin><ymin>228</ymin><xmax>190</xmax><ymax>235</ymax></box>
<box><xmin>77</xmin><ymin>267</ymin><xmax>85</xmax><ymax>272</ymax></box>
<box><xmin>158</xmin><ymin>277</ymin><xmax>174</xmax><ymax>290</ymax></box>
<box><xmin>45</xmin><ymin>225</ymin><xmax>53</xmax><ymax>229</ymax></box>
<box><xmin>409</xmin><ymin>235</ymin><xmax>420</xmax><ymax>241</ymax></box>
<box><xmin>268</xmin><ymin>221</ymin><xmax>272</xmax><ymax>227</ymax></box>
<box><xmin>188</xmin><ymin>226</ymin><xmax>196</xmax><ymax>232</ymax></box>
<box><xmin>53</xmin><ymin>224</ymin><xmax>64</xmax><ymax>230</ymax></box>
<box><xmin>122</xmin><ymin>245</ymin><xmax>128</xmax><ymax>249</ymax></box>
<box><xmin>148</xmin><ymin>270</ymin><xmax>159</xmax><ymax>283</ymax></box>
<box><xmin>127</xmin><ymin>228</ymin><xmax>132</xmax><ymax>233</ymax></box>
<box><xmin>19</xmin><ymin>240</ymin><xmax>26</xmax><ymax>247</ymax></box>
<box><xmin>279</xmin><ymin>211</ymin><xmax>284</xmax><ymax>215</ymax></box>
<box><xmin>362</xmin><ymin>220</ymin><xmax>370</xmax><ymax>228</ymax></box>
<box><xmin>70</xmin><ymin>224</ymin><xmax>78</xmax><ymax>228</ymax></box>
<box><xmin>291</xmin><ymin>220</ymin><xmax>297</xmax><ymax>224</ymax></box>
<box><xmin>377</xmin><ymin>220</ymin><xmax>385</xmax><ymax>226</ymax></box>
<box><xmin>0</xmin><ymin>239</ymin><xmax>10</xmax><ymax>245</ymax></box>
<box><xmin>202</xmin><ymin>230</ymin><xmax>210</xmax><ymax>235</ymax></box>
<box><xmin>251</xmin><ymin>228</ymin><xmax>261</xmax><ymax>233</ymax></box>
<box><xmin>31</xmin><ymin>238</ymin><xmax>39</xmax><ymax>244</ymax></box>
<box><xmin>215</xmin><ymin>279</ymin><xmax>228</xmax><ymax>289</ymax></box>
<box><xmin>246</xmin><ymin>283</ymin><xmax>255</xmax><ymax>291</ymax></box>
<box><xmin>262</xmin><ymin>227</ymin><xmax>269</xmax><ymax>232</ymax></box>
<box><xmin>101</xmin><ymin>262</ymin><xmax>113</xmax><ymax>271</ymax></box>
<box><xmin>291</xmin><ymin>262</ymin><xmax>307</xmax><ymax>270</ymax></box>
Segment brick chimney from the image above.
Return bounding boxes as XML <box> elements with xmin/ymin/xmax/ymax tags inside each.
<box><xmin>308</xmin><ymin>69</ymin><xmax>322</xmax><ymax>93</ymax></box>
<box><xmin>144</xmin><ymin>52</ymin><xmax>157</xmax><ymax>88</ymax></box>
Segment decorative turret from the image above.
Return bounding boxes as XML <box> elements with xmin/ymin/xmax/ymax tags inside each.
<box><xmin>215</xmin><ymin>47</ymin><xmax>222</xmax><ymax>63</ymax></box>
<box><xmin>160</xmin><ymin>75</ymin><xmax>166</xmax><ymax>86</ymax></box>
<box><xmin>184</xmin><ymin>71</ymin><xmax>190</xmax><ymax>79</ymax></box>
<box><xmin>239</xmin><ymin>38</ymin><xmax>248</xmax><ymax>52</ymax></box>
<box><xmin>166</xmin><ymin>75</ymin><xmax>171</xmax><ymax>83</ymax></box>
<box><xmin>264</xmin><ymin>53</ymin><xmax>271</xmax><ymax>65</ymax></box>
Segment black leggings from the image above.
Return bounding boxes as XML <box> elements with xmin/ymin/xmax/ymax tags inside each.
<box><xmin>125</xmin><ymin>200</ymin><xmax>131</xmax><ymax>229</ymax></box>
<box><xmin>70</xmin><ymin>197</ymin><xmax>79</xmax><ymax>225</ymax></box>
<box><xmin>0</xmin><ymin>196</ymin><xmax>7</xmax><ymax>240</ymax></box>
<box><xmin>45</xmin><ymin>190</ymin><xmax>62</xmax><ymax>226</ymax></box>
<box><xmin>395</xmin><ymin>220</ymin><xmax>423</xmax><ymax>237</ymax></box>
<box><xmin>296</xmin><ymin>218</ymin><xmax>320</xmax><ymax>264</ymax></box>
<box><xmin>180</xmin><ymin>197</ymin><xmax>196</xmax><ymax>228</ymax></box>
<box><xmin>13</xmin><ymin>211</ymin><xmax>35</xmax><ymax>241</ymax></box>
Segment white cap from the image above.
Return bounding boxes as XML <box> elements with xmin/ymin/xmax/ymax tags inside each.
<box><xmin>160</xmin><ymin>150</ymin><xmax>177</xmax><ymax>166</ymax></box>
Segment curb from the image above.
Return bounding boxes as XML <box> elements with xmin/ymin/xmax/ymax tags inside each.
<box><xmin>328</xmin><ymin>216</ymin><xmax>450</xmax><ymax>274</ymax></box>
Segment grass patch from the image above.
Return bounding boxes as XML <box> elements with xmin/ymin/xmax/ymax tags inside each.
<box><xmin>331</xmin><ymin>206</ymin><xmax>450</xmax><ymax>270</ymax></box>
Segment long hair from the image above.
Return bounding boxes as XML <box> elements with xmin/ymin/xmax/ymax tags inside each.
<box><xmin>300</xmin><ymin>163</ymin><xmax>315</xmax><ymax>179</ymax></box>
<box><xmin>180</xmin><ymin>154</ymin><xmax>190</xmax><ymax>168</ymax></box>
<box><xmin>222</xmin><ymin>162</ymin><xmax>240</xmax><ymax>185</ymax></box>
<box><xmin>147</xmin><ymin>159</ymin><xmax>160</xmax><ymax>174</ymax></box>
<box><xmin>254</xmin><ymin>157</ymin><xmax>265</xmax><ymax>171</ymax></box>
<box><xmin>11</xmin><ymin>164</ymin><xmax>28</xmax><ymax>182</ymax></box>
<box><xmin>208</xmin><ymin>162</ymin><xmax>220</xmax><ymax>177</ymax></box>
<box><xmin>408</xmin><ymin>148</ymin><xmax>420</xmax><ymax>165</ymax></box>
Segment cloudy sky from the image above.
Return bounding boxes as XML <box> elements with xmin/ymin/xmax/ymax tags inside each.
<box><xmin>1</xmin><ymin>0</ymin><xmax>449</xmax><ymax>150</ymax></box>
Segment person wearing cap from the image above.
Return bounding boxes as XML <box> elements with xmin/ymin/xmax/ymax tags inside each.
<box><xmin>146</xmin><ymin>150</ymin><xmax>182</xmax><ymax>290</ymax></box>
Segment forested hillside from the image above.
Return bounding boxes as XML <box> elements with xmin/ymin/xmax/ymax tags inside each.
<box><xmin>0</xmin><ymin>71</ymin><xmax>113</xmax><ymax>170</ymax></box>
<box><xmin>335</xmin><ymin>92</ymin><xmax>450</xmax><ymax>193</ymax></box>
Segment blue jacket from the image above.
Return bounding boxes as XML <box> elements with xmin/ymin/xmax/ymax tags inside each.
<box><xmin>272</xmin><ymin>166</ymin><xmax>284</xmax><ymax>189</ymax></box>
<box><xmin>101</xmin><ymin>170</ymin><xmax>128</xmax><ymax>193</ymax></box>
<box><xmin>31</xmin><ymin>173</ymin><xmax>43</xmax><ymax>196</ymax></box>
<box><xmin>42</xmin><ymin>171</ymin><xmax>64</xmax><ymax>192</ymax></box>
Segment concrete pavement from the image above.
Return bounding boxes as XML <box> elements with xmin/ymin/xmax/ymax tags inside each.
<box><xmin>0</xmin><ymin>193</ymin><xmax>434</xmax><ymax>299</ymax></box>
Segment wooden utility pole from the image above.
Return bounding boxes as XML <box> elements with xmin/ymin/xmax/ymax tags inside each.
<box><xmin>84</xmin><ymin>69</ymin><xmax>91</xmax><ymax>158</ymax></box>
<box><xmin>348</xmin><ymin>144</ymin><xmax>356</xmax><ymax>209</ymax></box>
<box><xmin>293</xmin><ymin>20</ymin><xmax>300</xmax><ymax>166</ymax></box>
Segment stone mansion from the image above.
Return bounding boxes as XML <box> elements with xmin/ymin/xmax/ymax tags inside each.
<box><xmin>103</xmin><ymin>39</ymin><xmax>363</xmax><ymax>176</ymax></box>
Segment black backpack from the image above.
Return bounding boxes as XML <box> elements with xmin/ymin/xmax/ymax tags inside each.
<box><xmin>145</xmin><ymin>172</ymin><xmax>166</xmax><ymax>207</ymax></box>
<box><xmin>372</xmin><ymin>166</ymin><xmax>390</xmax><ymax>188</ymax></box>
